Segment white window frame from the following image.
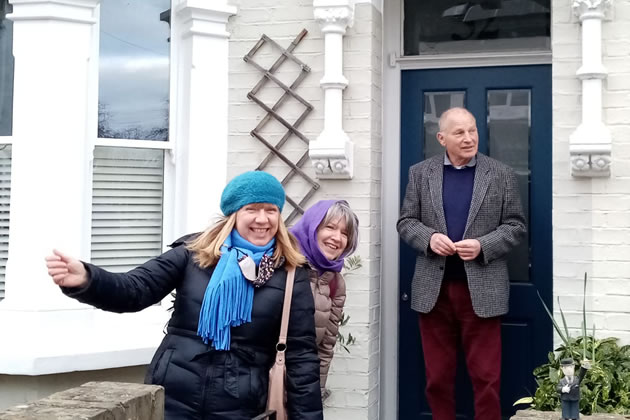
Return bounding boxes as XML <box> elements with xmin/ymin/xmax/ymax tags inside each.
<box><xmin>91</xmin><ymin>138</ymin><xmax>176</xmax><ymax>258</ymax></box>
<box><xmin>0</xmin><ymin>137</ymin><xmax>10</xmax><ymax>302</ymax></box>
<box><xmin>89</xmin><ymin>1</ymin><xmax>177</xmax><ymax>266</ymax></box>
<box><xmin>0</xmin><ymin>0</ymin><xmax>233</xmax><ymax>377</ymax></box>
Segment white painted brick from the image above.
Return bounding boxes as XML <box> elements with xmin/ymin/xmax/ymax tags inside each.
<box><xmin>553</xmin><ymin>76</ymin><xmax>581</xmax><ymax>93</ymax></box>
<box><xmin>323</xmin><ymin>407</ymin><xmax>369</xmax><ymax>420</ymax></box>
<box><xmin>270</xmin><ymin>5</ymin><xmax>317</xmax><ymax>22</ymax></box>
<box><xmin>607</xmin><ymin>73</ymin><xmax>630</xmax><ymax>91</ymax></box>
<box><xmin>604</xmin><ymin>90</ymin><xmax>630</xmax><ymax>108</ymax></box>
<box><xmin>553</xmin><ymin>3</ymin><xmax>574</xmax><ymax>23</ymax></box>
<box><xmin>552</xmin><ymin>24</ymin><xmax>581</xmax><ymax>43</ymax></box>
<box><xmin>593</xmin><ymin>295</ymin><xmax>630</xmax><ymax>312</ymax></box>
<box><xmin>606</xmin><ymin>56</ymin><xmax>630</xmax><ymax>75</ymax></box>
<box><xmin>228</xmin><ymin>2</ymin><xmax>382</xmax><ymax>417</ymax></box>
<box><xmin>603</xmin><ymin>22</ymin><xmax>630</xmax><ymax>41</ymax></box>
<box><xmin>604</xmin><ymin>40</ymin><xmax>630</xmax><ymax>57</ymax></box>
<box><xmin>603</xmin><ymin>313</ymin><xmax>630</xmax><ymax>331</ymax></box>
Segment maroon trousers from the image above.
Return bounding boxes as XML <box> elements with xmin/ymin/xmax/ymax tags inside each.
<box><xmin>418</xmin><ymin>280</ymin><xmax>502</xmax><ymax>420</ymax></box>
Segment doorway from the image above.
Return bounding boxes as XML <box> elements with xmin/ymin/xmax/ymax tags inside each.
<box><xmin>398</xmin><ymin>65</ymin><xmax>552</xmax><ymax>419</ymax></box>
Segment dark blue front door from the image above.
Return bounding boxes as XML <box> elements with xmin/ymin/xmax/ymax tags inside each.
<box><xmin>398</xmin><ymin>65</ymin><xmax>552</xmax><ymax>419</ymax></box>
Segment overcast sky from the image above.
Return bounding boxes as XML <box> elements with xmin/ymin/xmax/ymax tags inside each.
<box><xmin>98</xmin><ymin>0</ymin><xmax>170</xmax><ymax>139</ymax></box>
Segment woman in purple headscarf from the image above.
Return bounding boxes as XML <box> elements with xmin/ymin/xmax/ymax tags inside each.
<box><xmin>291</xmin><ymin>199</ymin><xmax>359</xmax><ymax>400</ymax></box>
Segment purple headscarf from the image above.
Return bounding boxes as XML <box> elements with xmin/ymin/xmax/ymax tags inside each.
<box><xmin>291</xmin><ymin>199</ymin><xmax>345</xmax><ymax>274</ymax></box>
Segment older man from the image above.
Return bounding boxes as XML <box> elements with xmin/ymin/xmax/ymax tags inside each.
<box><xmin>397</xmin><ymin>107</ymin><xmax>526</xmax><ymax>420</ymax></box>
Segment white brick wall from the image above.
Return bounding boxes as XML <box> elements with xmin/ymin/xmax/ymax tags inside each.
<box><xmin>228</xmin><ymin>2</ymin><xmax>382</xmax><ymax>418</ymax></box>
<box><xmin>552</xmin><ymin>0</ymin><xmax>630</xmax><ymax>346</ymax></box>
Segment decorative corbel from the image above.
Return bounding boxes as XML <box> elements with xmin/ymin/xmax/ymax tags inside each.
<box><xmin>310</xmin><ymin>0</ymin><xmax>354</xmax><ymax>179</ymax></box>
<box><xmin>569</xmin><ymin>0</ymin><xmax>613</xmax><ymax>177</ymax></box>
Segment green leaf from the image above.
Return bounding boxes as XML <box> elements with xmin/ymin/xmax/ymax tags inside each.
<box><xmin>583</xmin><ymin>272</ymin><xmax>588</xmax><ymax>360</ymax></box>
<box><xmin>513</xmin><ymin>397</ymin><xmax>533</xmax><ymax>406</ymax></box>
<box><xmin>592</xmin><ymin>324</ymin><xmax>597</xmax><ymax>364</ymax></box>
<box><xmin>558</xmin><ymin>296</ymin><xmax>572</xmax><ymax>350</ymax></box>
<box><xmin>538</xmin><ymin>290</ymin><xmax>570</xmax><ymax>347</ymax></box>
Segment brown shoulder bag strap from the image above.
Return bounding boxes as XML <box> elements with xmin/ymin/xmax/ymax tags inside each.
<box><xmin>278</xmin><ymin>267</ymin><xmax>296</xmax><ymax>346</ymax></box>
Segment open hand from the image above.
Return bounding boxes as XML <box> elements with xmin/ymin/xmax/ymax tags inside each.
<box><xmin>45</xmin><ymin>249</ymin><xmax>88</xmax><ymax>288</ymax></box>
<box><xmin>562</xmin><ymin>385</ymin><xmax>570</xmax><ymax>393</ymax></box>
<box><xmin>581</xmin><ymin>359</ymin><xmax>592</xmax><ymax>370</ymax></box>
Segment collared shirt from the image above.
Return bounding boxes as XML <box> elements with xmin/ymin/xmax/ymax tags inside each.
<box><xmin>444</xmin><ymin>153</ymin><xmax>476</xmax><ymax>169</ymax></box>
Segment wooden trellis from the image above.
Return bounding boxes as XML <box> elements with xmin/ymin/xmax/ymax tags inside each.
<box><xmin>243</xmin><ymin>29</ymin><xmax>319</xmax><ymax>224</ymax></box>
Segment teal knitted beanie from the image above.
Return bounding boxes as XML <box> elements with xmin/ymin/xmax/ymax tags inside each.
<box><xmin>220</xmin><ymin>171</ymin><xmax>285</xmax><ymax>216</ymax></box>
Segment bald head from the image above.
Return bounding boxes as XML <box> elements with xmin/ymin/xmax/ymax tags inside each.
<box><xmin>438</xmin><ymin>107</ymin><xmax>476</xmax><ymax>132</ymax></box>
<box><xmin>436</xmin><ymin>107</ymin><xmax>479</xmax><ymax>167</ymax></box>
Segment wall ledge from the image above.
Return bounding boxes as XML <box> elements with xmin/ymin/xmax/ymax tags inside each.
<box><xmin>512</xmin><ymin>409</ymin><xmax>629</xmax><ymax>419</ymax></box>
<box><xmin>0</xmin><ymin>381</ymin><xmax>164</xmax><ymax>419</ymax></box>
<box><xmin>0</xmin><ymin>307</ymin><xmax>168</xmax><ymax>376</ymax></box>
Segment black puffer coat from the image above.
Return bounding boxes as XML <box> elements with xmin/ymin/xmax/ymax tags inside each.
<box><xmin>63</xmin><ymin>239</ymin><xmax>323</xmax><ymax>420</ymax></box>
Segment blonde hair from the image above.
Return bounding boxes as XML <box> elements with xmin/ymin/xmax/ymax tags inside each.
<box><xmin>187</xmin><ymin>213</ymin><xmax>305</xmax><ymax>269</ymax></box>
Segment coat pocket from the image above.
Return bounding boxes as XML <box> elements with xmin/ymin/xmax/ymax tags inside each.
<box><xmin>148</xmin><ymin>348</ymin><xmax>175</xmax><ymax>385</ymax></box>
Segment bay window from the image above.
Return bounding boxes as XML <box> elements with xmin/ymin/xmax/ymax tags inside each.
<box><xmin>0</xmin><ymin>0</ymin><xmax>12</xmax><ymax>299</ymax></box>
<box><xmin>93</xmin><ymin>0</ymin><xmax>171</xmax><ymax>271</ymax></box>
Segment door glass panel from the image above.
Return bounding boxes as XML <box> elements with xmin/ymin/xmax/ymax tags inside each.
<box><xmin>0</xmin><ymin>0</ymin><xmax>13</xmax><ymax>136</ymax></box>
<box><xmin>98</xmin><ymin>0</ymin><xmax>170</xmax><ymax>141</ymax></box>
<box><xmin>404</xmin><ymin>0</ymin><xmax>550</xmax><ymax>56</ymax></box>
<box><xmin>423</xmin><ymin>91</ymin><xmax>465</xmax><ymax>159</ymax></box>
<box><xmin>487</xmin><ymin>89</ymin><xmax>530</xmax><ymax>282</ymax></box>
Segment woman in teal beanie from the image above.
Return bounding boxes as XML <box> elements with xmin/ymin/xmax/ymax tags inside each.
<box><xmin>45</xmin><ymin>171</ymin><xmax>323</xmax><ymax>420</ymax></box>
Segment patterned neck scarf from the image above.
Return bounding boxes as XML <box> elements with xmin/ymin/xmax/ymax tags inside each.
<box><xmin>197</xmin><ymin>230</ymin><xmax>275</xmax><ymax>350</ymax></box>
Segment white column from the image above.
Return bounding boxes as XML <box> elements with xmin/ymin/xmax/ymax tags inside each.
<box><xmin>310</xmin><ymin>0</ymin><xmax>354</xmax><ymax>179</ymax></box>
<box><xmin>569</xmin><ymin>0</ymin><xmax>613</xmax><ymax>177</ymax></box>
<box><xmin>171</xmin><ymin>0</ymin><xmax>236</xmax><ymax>237</ymax></box>
<box><xmin>1</xmin><ymin>0</ymin><xmax>98</xmax><ymax>310</ymax></box>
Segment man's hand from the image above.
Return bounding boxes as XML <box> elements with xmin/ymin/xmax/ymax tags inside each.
<box><xmin>562</xmin><ymin>385</ymin><xmax>570</xmax><ymax>393</ymax></box>
<box><xmin>430</xmin><ymin>233</ymin><xmax>457</xmax><ymax>256</ymax></box>
<box><xmin>454</xmin><ymin>239</ymin><xmax>481</xmax><ymax>261</ymax></box>
<box><xmin>581</xmin><ymin>359</ymin><xmax>592</xmax><ymax>370</ymax></box>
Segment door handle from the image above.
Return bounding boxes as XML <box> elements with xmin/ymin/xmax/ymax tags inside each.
<box><xmin>401</xmin><ymin>293</ymin><xmax>409</xmax><ymax>302</ymax></box>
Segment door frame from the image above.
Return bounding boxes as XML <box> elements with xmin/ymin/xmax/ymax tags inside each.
<box><xmin>380</xmin><ymin>1</ymin><xmax>552</xmax><ymax>419</ymax></box>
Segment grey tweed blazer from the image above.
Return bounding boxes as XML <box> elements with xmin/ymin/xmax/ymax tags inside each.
<box><xmin>397</xmin><ymin>153</ymin><xmax>526</xmax><ymax>318</ymax></box>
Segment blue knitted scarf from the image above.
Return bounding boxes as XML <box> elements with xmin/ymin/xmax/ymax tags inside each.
<box><xmin>197</xmin><ymin>230</ymin><xmax>275</xmax><ymax>350</ymax></box>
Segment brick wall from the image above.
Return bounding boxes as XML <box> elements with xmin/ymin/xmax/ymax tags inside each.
<box><xmin>552</xmin><ymin>0</ymin><xmax>630</xmax><ymax>344</ymax></box>
<box><xmin>227</xmin><ymin>2</ymin><xmax>382</xmax><ymax>419</ymax></box>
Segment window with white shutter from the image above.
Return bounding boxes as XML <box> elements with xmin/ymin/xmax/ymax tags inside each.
<box><xmin>91</xmin><ymin>147</ymin><xmax>164</xmax><ymax>272</ymax></box>
<box><xmin>0</xmin><ymin>145</ymin><xmax>10</xmax><ymax>300</ymax></box>
<box><xmin>0</xmin><ymin>0</ymin><xmax>13</xmax><ymax>137</ymax></box>
<box><xmin>92</xmin><ymin>0</ymin><xmax>171</xmax><ymax>271</ymax></box>
<box><xmin>0</xmin><ymin>0</ymin><xmax>11</xmax><ymax>300</ymax></box>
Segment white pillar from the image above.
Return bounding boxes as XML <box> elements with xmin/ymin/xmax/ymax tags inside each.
<box><xmin>569</xmin><ymin>0</ymin><xmax>613</xmax><ymax>177</ymax></box>
<box><xmin>171</xmin><ymin>0</ymin><xmax>236</xmax><ymax>237</ymax></box>
<box><xmin>310</xmin><ymin>0</ymin><xmax>354</xmax><ymax>179</ymax></box>
<box><xmin>0</xmin><ymin>1</ymin><xmax>171</xmax><ymax>376</ymax></box>
<box><xmin>1</xmin><ymin>0</ymin><xmax>98</xmax><ymax>310</ymax></box>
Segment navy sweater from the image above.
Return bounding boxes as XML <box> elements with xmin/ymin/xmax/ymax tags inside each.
<box><xmin>442</xmin><ymin>165</ymin><xmax>475</xmax><ymax>280</ymax></box>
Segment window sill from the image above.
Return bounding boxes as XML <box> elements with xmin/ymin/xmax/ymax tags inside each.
<box><xmin>0</xmin><ymin>306</ymin><xmax>170</xmax><ymax>376</ymax></box>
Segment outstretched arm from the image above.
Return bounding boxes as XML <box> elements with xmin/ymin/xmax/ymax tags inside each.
<box><xmin>45</xmin><ymin>246</ymin><xmax>188</xmax><ymax>313</ymax></box>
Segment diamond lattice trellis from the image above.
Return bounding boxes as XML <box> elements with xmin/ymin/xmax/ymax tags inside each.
<box><xmin>243</xmin><ymin>29</ymin><xmax>319</xmax><ymax>224</ymax></box>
